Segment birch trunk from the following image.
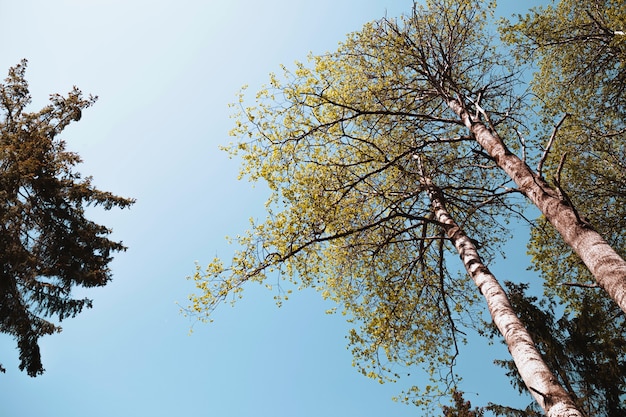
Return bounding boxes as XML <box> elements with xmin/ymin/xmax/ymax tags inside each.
<box><xmin>448</xmin><ymin>99</ymin><xmax>626</xmax><ymax>314</ymax></box>
<box><xmin>420</xmin><ymin>171</ymin><xmax>584</xmax><ymax>417</ymax></box>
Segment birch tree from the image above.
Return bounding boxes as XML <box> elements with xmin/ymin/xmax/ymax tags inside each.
<box><xmin>417</xmin><ymin>156</ymin><xmax>582</xmax><ymax>417</ymax></box>
<box><xmin>480</xmin><ymin>4</ymin><xmax>626</xmax><ymax>413</ymax></box>
<box><xmin>500</xmin><ymin>0</ymin><xmax>626</xmax><ymax>306</ymax></box>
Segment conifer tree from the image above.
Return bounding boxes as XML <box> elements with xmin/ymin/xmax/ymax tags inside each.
<box><xmin>0</xmin><ymin>60</ymin><xmax>134</xmax><ymax>376</ymax></box>
<box><xmin>441</xmin><ymin>390</ymin><xmax>484</xmax><ymax>417</ymax></box>
<box><xmin>486</xmin><ymin>282</ymin><xmax>626</xmax><ymax>417</ymax></box>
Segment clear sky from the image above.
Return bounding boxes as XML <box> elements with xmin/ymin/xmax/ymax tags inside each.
<box><xmin>0</xmin><ymin>1</ymin><xmax>548</xmax><ymax>416</ymax></box>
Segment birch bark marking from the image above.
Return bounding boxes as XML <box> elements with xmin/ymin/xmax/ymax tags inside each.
<box><xmin>419</xmin><ymin>172</ymin><xmax>584</xmax><ymax>417</ymax></box>
<box><xmin>447</xmin><ymin>99</ymin><xmax>626</xmax><ymax>314</ymax></box>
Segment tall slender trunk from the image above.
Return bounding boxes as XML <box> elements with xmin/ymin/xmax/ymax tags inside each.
<box><xmin>448</xmin><ymin>99</ymin><xmax>626</xmax><ymax>314</ymax></box>
<box><xmin>418</xmin><ymin>168</ymin><xmax>584</xmax><ymax>417</ymax></box>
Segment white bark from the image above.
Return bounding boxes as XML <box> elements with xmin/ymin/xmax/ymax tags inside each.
<box><xmin>448</xmin><ymin>99</ymin><xmax>626</xmax><ymax>315</ymax></box>
<box><xmin>420</xmin><ymin>174</ymin><xmax>584</xmax><ymax>417</ymax></box>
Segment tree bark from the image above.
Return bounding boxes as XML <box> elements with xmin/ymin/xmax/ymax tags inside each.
<box><xmin>420</xmin><ymin>171</ymin><xmax>584</xmax><ymax>417</ymax></box>
<box><xmin>448</xmin><ymin>98</ymin><xmax>626</xmax><ymax>315</ymax></box>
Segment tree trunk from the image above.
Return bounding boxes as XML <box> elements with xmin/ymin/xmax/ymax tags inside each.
<box><xmin>448</xmin><ymin>98</ymin><xmax>626</xmax><ymax>315</ymax></box>
<box><xmin>420</xmin><ymin>171</ymin><xmax>584</xmax><ymax>417</ymax></box>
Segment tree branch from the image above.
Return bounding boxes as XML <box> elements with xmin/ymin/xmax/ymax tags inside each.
<box><xmin>561</xmin><ymin>282</ymin><xmax>600</xmax><ymax>289</ymax></box>
<box><xmin>515</xmin><ymin>129</ymin><xmax>527</xmax><ymax>164</ymax></box>
<box><xmin>537</xmin><ymin>114</ymin><xmax>568</xmax><ymax>178</ymax></box>
<box><xmin>554</xmin><ymin>152</ymin><xmax>568</xmax><ymax>188</ymax></box>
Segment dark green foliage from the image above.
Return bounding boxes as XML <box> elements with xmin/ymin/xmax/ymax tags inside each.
<box><xmin>441</xmin><ymin>390</ymin><xmax>484</xmax><ymax>417</ymax></box>
<box><xmin>0</xmin><ymin>60</ymin><xmax>134</xmax><ymax>376</ymax></box>
<box><xmin>486</xmin><ymin>282</ymin><xmax>626</xmax><ymax>417</ymax></box>
<box><xmin>486</xmin><ymin>403</ymin><xmax>542</xmax><ymax>417</ymax></box>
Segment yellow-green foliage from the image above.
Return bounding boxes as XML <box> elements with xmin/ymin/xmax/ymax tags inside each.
<box><xmin>188</xmin><ymin>1</ymin><xmax>523</xmax><ymax>412</ymax></box>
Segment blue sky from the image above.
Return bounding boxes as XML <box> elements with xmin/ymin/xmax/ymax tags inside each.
<box><xmin>0</xmin><ymin>1</ymin><xmax>548</xmax><ymax>416</ymax></box>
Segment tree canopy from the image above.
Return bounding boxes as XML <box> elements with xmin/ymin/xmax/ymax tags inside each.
<box><xmin>0</xmin><ymin>60</ymin><xmax>134</xmax><ymax>376</ymax></box>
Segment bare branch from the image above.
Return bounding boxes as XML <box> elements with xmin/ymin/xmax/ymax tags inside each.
<box><xmin>554</xmin><ymin>152</ymin><xmax>568</xmax><ymax>188</ymax></box>
<box><xmin>585</xmin><ymin>9</ymin><xmax>620</xmax><ymax>37</ymax></box>
<box><xmin>537</xmin><ymin>114</ymin><xmax>568</xmax><ymax>178</ymax></box>
<box><xmin>561</xmin><ymin>282</ymin><xmax>600</xmax><ymax>289</ymax></box>
<box><xmin>515</xmin><ymin>129</ymin><xmax>527</xmax><ymax>164</ymax></box>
